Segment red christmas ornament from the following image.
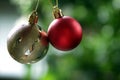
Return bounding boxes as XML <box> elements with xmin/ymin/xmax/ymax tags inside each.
<box><xmin>48</xmin><ymin>6</ymin><xmax>82</xmax><ymax>51</ymax></box>
<box><xmin>39</xmin><ymin>30</ymin><xmax>49</xmax><ymax>46</ymax></box>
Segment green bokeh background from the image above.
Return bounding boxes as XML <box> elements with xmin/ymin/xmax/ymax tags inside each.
<box><xmin>4</xmin><ymin>0</ymin><xmax>120</xmax><ymax>80</ymax></box>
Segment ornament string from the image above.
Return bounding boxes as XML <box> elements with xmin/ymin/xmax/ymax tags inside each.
<box><xmin>49</xmin><ymin>0</ymin><xmax>59</xmax><ymax>7</ymax></box>
<box><xmin>35</xmin><ymin>0</ymin><xmax>40</xmax><ymax>11</ymax></box>
<box><xmin>56</xmin><ymin>0</ymin><xmax>58</xmax><ymax>7</ymax></box>
<box><xmin>35</xmin><ymin>0</ymin><xmax>39</xmax><ymax>11</ymax></box>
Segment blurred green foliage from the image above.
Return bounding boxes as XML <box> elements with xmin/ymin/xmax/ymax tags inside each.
<box><xmin>10</xmin><ymin>0</ymin><xmax>120</xmax><ymax>80</ymax></box>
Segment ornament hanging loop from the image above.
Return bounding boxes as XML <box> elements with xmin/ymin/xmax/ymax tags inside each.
<box><xmin>29</xmin><ymin>0</ymin><xmax>40</xmax><ymax>24</ymax></box>
<box><xmin>49</xmin><ymin>0</ymin><xmax>64</xmax><ymax>19</ymax></box>
<box><xmin>55</xmin><ymin>0</ymin><xmax>58</xmax><ymax>7</ymax></box>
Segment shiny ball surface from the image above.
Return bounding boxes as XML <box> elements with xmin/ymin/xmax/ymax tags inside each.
<box><xmin>7</xmin><ymin>23</ymin><xmax>49</xmax><ymax>64</ymax></box>
<box><xmin>48</xmin><ymin>16</ymin><xmax>82</xmax><ymax>51</ymax></box>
